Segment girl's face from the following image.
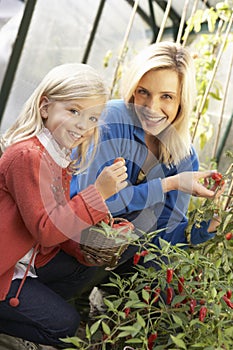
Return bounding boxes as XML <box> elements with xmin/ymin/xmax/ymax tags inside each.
<box><xmin>40</xmin><ymin>96</ymin><xmax>105</xmax><ymax>149</ymax></box>
<box><xmin>133</xmin><ymin>69</ymin><xmax>181</xmax><ymax>136</ymax></box>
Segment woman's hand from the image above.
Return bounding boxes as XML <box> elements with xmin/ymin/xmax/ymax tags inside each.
<box><xmin>95</xmin><ymin>158</ymin><xmax>128</xmax><ymax>200</ymax></box>
<box><xmin>208</xmin><ymin>215</ymin><xmax>221</xmax><ymax>233</ymax></box>
<box><xmin>162</xmin><ymin>171</ymin><xmax>225</xmax><ymax>198</ymax></box>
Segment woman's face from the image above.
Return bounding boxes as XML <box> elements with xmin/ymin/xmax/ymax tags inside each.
<box><xmin>133</xmin><ymin>69</ymin><xmax>181</xmax><ymax>136</ymax></box>
<box><xmin>41</xmin><ymin>96</ymin><xmax>105</xmax><ymax>150</ymax></box>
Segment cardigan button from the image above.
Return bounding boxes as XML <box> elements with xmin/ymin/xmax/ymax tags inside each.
<box><xmin>9</xmin><ymin>297</ymin><xmax>20</xmax><ymax>307</ymax></box>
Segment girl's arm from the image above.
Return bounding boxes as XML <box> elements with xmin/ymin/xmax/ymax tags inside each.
<box><xmin>5</xmin><ymin>148</ymin><xmax>110</xmax><ymax>248</ymax></box>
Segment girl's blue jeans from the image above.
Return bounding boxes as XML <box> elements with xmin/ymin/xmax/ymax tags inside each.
<box><xmin>0</xmin><ymin>250</ymin><xmax>99</xmax><ymax>348</ymax></box>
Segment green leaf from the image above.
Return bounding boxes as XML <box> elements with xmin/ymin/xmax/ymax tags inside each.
<box><xmin>211</xmin><ymin>303</ymin><xmax>221</xmax><ymax>317</ymax></box>
<box><xmin>125</xmin><ymin>338</ymin><xmax>144</xmax><ymax>344</ymax></box>
<box><xmin>137</xmin><ymin>312</ymin><xmax>146</xmax><ymax>328</ymax></box>
<box><xmin>130</xmin><ymin>272</ymin><xmax>139</xmax><ymax>283</ymax></box>
<box><xmin>85</xmin><ymin>324</ymin><xmax>91</xmax><ymax>340</ymax></box>
<box><xmin>207</xmin><ymin>11</ymin><xmax>218</xmax><ymax>32</ymax></box>
<box><xmin>119</xmin><ymin>311</ymin><xmax>127</xmax><ymax>319</ymax></box>
<box><xmin>211</xmin><ymin>287</ymin><xmax>217</xmax><ymax>299</ymax></box>
<box><xmin>144</xmin><ymin>252</ymin><xmax>157</xmax><ymax>263</ymax></box>
<box><xmin>129</xmin><ymin>290</ymin><xmax>140</xmax><ymax>301</ymax></box>
<box><xmin>215</xmin><ymin>258</ymin><xmax>222</xmax><ymax>268</ymax></box>
<box><xmin>170</xmin><ymin>335</ymin><xmax>187</xmax><ymax>349</ymax></box>
<box><xmin>142</xmin><ymin>289</ymin><xmax>150</xmax><ymax>303</ymax></box>
<box><xmin>117</xmin><ymin>331</ymin><xmax>132</xmax><ymax>338</ymax></box>
<box><xmin>103</xmin><ymin>282</ymin><xmax>119</xmax><ymax>288</ymax></box>
<box><xmin>124</xmin><ymin>300</ymin><xmax>146</xmax><ymax>308</ymax></box>
<box><xmin>172</xmin><ymin>295</ymin><xmax>187</xmax><ymax>305</ymax></box>
<box><xmin>200</xmin><ymin>133</ymin><xmax>207</xmax><ymax>150</ymax></box>
<box><xmin>119</xmin><ymin>322</ymin><xmax>142</xmax><ymax>337</ymax></box>
<box><xmin>118</xmin><ymin>325</ymin><xmax>136</xmax><ymax>331</ymax></box>
<box><xmin>102</xmin><ymin>321</ymin><xmax>111</xmax><ymax>336</ymax></box>
<box><xmin>190</xmin><ymin>319</ymin><xmax>200</xmax><ymax>327</ymax></box>
<box><xmin>225</xmin><ymin>326</ymin><xmax>233</xmax><ymax>336</ymax></box>
<box><xmin>190</xmin><ymin>343</ymin><xmax>210</xmax><ymax>348</ymax></box>
<box><xmin>193</xmin><ymin>10</ymin><xmax>204</xmax><ymax>32</ymax></box>
<box><xmin>172</xmin><ymin>314</ymin><xmax>183</xmax><ymax>327</ymax></box>
<box><xmin>209</xmin><ymin>92</ymin><xmax>222</xmax><ymax>100</ymax></box>
<box><xmin>90</xmin><ymin>319</ymin><xmax>102</xmax><ymax>335</ymax></box>
<box><xmin>104</xmin><ymin>298</ymin><xmax>115</xmax><ymax>311</ymax></box>
<box><xmin>60</xmin><ymin>336</ymin><xmax>83</xmax><ymax>347</ymax></box>
<box><xmin>223</xmin><ymin>213</ymin><xmax>233</xmax><ymax>232</ymax></box>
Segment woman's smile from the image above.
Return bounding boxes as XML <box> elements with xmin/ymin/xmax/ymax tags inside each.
<box><xmin>141</xmin><ymin>109</ymin><xmax>167</xmax><ymax>125</ymax></box>
<box><xmin>134</xmin><ymin>69</ymin><xmax>181</xmax><ymax>136</ymax></box>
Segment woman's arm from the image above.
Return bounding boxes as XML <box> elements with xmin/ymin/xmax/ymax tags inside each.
<box><xmin>162</xmin><ymin>171</ymin><xmax>224</xmax><ymax>198</ymax></box>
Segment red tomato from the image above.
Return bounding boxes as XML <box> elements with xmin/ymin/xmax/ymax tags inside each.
<box><xmin>225</xmin><ymin>232</ymin><xmax>233</xmax><ymax>240</ymax></box>
<box><xmin>112</xmin><ymin>218</ymin><xmax>134</xmax><ymax>230</ymax></box>
<box><xmin>113</xmin><ymin>157</ymin><xmax>125</xmax><ymax>164</ymax></box>
<box><xmin>133</xmin><ymin>253</ymin><xmax>141</xmax><ymax>265</ymax></box>
<box><xmin>166</xmin><ymin>268</ymin><xmax>174</xmax><ymax>284</ymax></box>
<box><xmin>211</xmin><ymin>172</ymin><xmax>225</xmax><ymax>185</ymax></box>
<box><xmin>102</xmin><ymin>216</ymin><xmax>110</xmax><ymax>225</ymax></box>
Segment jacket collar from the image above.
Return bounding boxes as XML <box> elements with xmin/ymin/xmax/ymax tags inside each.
<box><xmin>37</xmin><ymin>127</ymin><xmax>71</xmax><ymax>168</ymax></box>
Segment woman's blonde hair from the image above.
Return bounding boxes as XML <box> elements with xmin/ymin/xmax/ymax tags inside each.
<box><xmin>121</xmin><ymin>41</ymin><xmax>197</xmax><ymax>166</ymax></box>
<box><xmin>0</xmin><ymin>63</ymin><xmax>108</xmax><ymax>172</ymax></box>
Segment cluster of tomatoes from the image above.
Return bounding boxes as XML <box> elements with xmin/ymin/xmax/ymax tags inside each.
<box><xmin>210</xmin><ymin>172</ymin><xmax>225</xmax><ymax>191</ymax></box>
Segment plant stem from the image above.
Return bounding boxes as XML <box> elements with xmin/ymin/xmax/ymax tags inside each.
<box><xmin>192</xmin><ymin>13</ymin><xmax>233</xmax><ymax>142</ymax></box>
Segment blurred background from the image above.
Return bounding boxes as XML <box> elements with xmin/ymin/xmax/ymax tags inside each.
<box><xmin>0</xmin><ymin>0</ymin><xmax>232</xmax><ymax>171</ymax></box>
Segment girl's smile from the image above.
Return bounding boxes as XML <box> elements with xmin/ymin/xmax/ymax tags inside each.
<box><xmin>40</xmin><ymin>96</ymin><xmax>106</xmax><ymax>149</ymax></box>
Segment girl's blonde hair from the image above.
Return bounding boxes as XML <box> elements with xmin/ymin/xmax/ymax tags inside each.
<box><xmin>0</xmin><ymin>63</ymin><xmax>108</xmax><ymax>172</ymax></box>
<box><xmin>121</xmin><ymin>41</ymin><xmax>197</xmax><ymax>166</ymax></box>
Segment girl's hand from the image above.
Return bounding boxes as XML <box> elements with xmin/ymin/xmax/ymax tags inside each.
<box><xmin>162</xmin><ymin>171</ymin><xmax>225</xmax><ymax>198</ymax></box>
<box><xmin>95</xmin><ymin>158</ymin><xmax>128</xmax><ymax>200</ymax></box>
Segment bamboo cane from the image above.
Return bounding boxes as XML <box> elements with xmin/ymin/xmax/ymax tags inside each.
<box><xmin>224</xmin><ymin>181</ymin><xmax>233</xmax><ymax>211</ymax></box>
<box><xmin>212</xmin><ymin>49</ymin><xmax>233</xmax><ymax>159</ymax></box>
<box><xmin>182</xmin><ymin>0</ymin><xmax>199</xmax><ymax>47</ymax></box>
<box><xmin>176</xmin><ymin>0</ymin><xmax>189</xmax><ymax>44</ymax></box>
<box><xmin>156</xmin><ymin>0</ymin><xmax>172</xmax><ymax>43</ymax></box>
<box><xmin>191</xmin><ymin>13</ymin><xmax>233</xmax><ymax>142</ymax></box>
<box><xmin>223</xmin><ymin>163</ymin><xmax>233</xmax><ymax>211</ymax></box>
<box><xmin>109</xmin><ymin>0</ymin><xmax>140</xmax><ymax>98</ymax></box>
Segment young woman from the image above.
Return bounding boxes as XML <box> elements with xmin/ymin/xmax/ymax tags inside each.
<box><xmin>72</xmin><ymin>42</ymin><xmax>224</xmax><ymax>248</ymax></box>
<box><xmin>0</xmin><ymin>63</ymin><xmax>128</xmax><ymax>349</ymax></box>
<box><xmin>70</xmin><ymin>42</ymin><xmax>225</xmax><ymax>299</ymax></box>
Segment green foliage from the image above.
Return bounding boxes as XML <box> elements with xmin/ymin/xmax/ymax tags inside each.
<box><xmin>62</xmin><ymin>160</ymin><xmax>232</xmax><ymax>349</ymax></box>
<box><xmin>62</xmin><ymin>235</ymin><xmax>233</xmax><ymax>349</ymax></box>
<box><xmin>188</xmin><ymin>1</ymin><xmax>233</xmax><ymax>148</ymax></box>
<box><xmin>62</xmin><ymin>2</ymin><xmax>233</xmax><ymax>349</ymax></box>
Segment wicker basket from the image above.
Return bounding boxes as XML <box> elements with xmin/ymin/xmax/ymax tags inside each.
<box><xmin>80</xmin><ymin>218</ymin><xmax>135</xmax><ymax>269</ymax></box>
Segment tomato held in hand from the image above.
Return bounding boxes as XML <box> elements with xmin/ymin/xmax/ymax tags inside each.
<box><xmin>112</xmin><ymin>218</ymin><xmax>135</xmax><ymax>234</ymax></box>
<box><xmin>211</xmin><ymin>172</ymin><xmax>225</xmax><ymax>186</ymax></box>
<box><xmin>113</xmin><ymin>157</ymin><xmax>125</xmax><ymax>164</ymax></box>
<box><xmin>102</xmin><ymin>216</ymin><xmax>111</xmax><ymax>225</ymax></box>
<box><xmin>209</xmin><ymin>171</ymin><xmax>225</xmax><ymax>192</ymax></box>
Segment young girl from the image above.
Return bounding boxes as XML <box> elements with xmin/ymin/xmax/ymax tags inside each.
<box><xmin>0</xmin><ymin>63</ymin><xmax>128</xmax><ymax>349</ymax></box>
